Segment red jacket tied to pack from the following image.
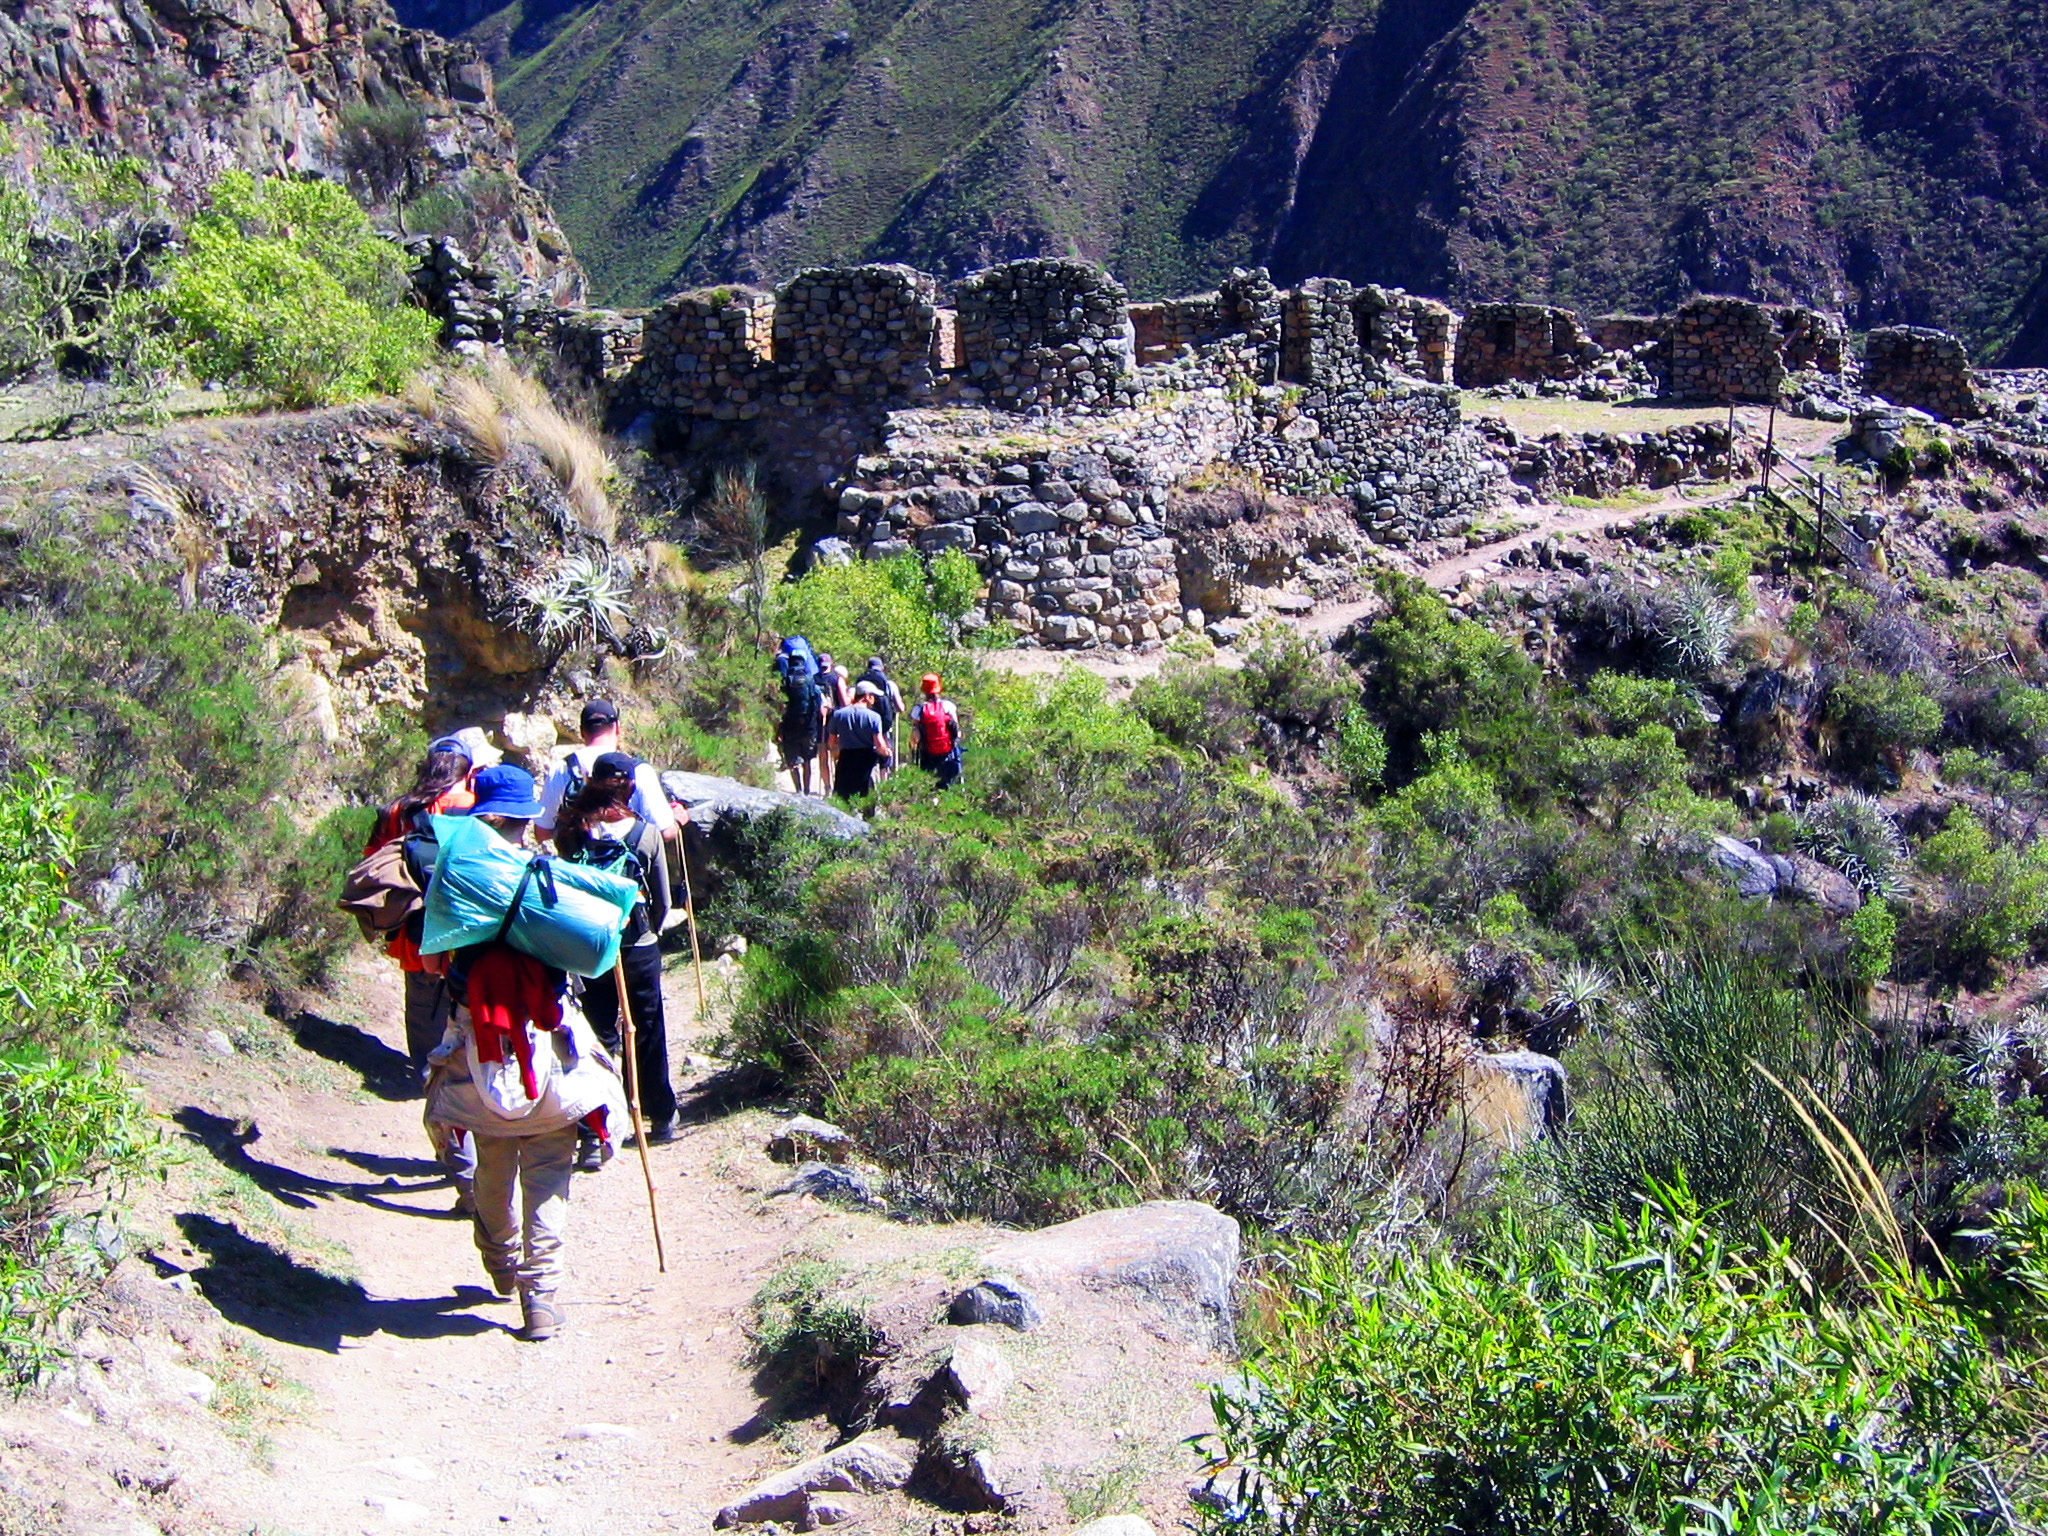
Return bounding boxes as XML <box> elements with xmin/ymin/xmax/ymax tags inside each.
<box><xmin>466</xmin><ymin>944</ymin><xmax>563</xmax><ymax>1101</ymax></box>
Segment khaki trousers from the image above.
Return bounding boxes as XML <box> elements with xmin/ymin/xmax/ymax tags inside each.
<box><xmin>469</xmin><ymin>1125</ymin><xmax>577</xmax><ymax>1296</ymax></box>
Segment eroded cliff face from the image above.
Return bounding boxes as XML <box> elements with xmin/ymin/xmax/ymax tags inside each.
<box><xmin>0</xmin><ymin>0</ymin><xmax>582</xmax><ymax>299</ymax></box>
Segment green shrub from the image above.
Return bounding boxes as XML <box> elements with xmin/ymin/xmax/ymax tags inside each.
<box><xmin>1332</xmin><ymin>704</ymin><xmax>1387</xmax><ymax>792</ymax></box>
<box><xmin>156</xmin><ymin>171</ymin><xmax>437</xmax><ymax>406</ymax></box>
<box><xmin>766</xmin><ymin>553</ymin><xmax>946</xmax><ymax>677</ymax></box>
<box><xmin>1202</xmin><ymin>1188</ymin><xmax>2040</xmax><ymax>1536</ymax></box>
<box><xmin>1543</xmin><ymin>952</ymin><xmax>1932</xmax><ymax>1268</ymax></box>
<box><xmin>1911</xmin><ymin>807</ymin><xmax>2048</xmax><ymax>975</ymax></box>
<box><xmin>0</xmin><ymin>774</ymin><xmax>152</xmax><ymax>1385</ymax></box>
<box><xmin>1846</xmin><ymin>898</ymin><xmax>1898</xmax><ymax>982</ymax></box>
<box><xmin>0</xmin><ymin>533</ymin><xmax>303</xmax><ymax>1012</ymax></box>
<box><xmin>1827</xmin><ymin>667</ymin><xmax>1942</xmax><ymax>779</ymax></box>
<box><xmin>926</xmin><ymin>547</ymin><xmax>984</xmax><ymax>624</ymax></box>
<box><xmin>747</xmin><ymin>1258</ymin><xmax>880</xmax><ymax>1383</ymax></box>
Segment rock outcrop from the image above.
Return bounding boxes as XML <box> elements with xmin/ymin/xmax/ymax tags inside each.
<box><xmin>0</xmin><ymin>0</ymin><xmax>579</xmax><ymax>300</ymax></box>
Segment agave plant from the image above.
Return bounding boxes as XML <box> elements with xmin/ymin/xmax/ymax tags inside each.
<box><xmin>519</xmin><ymin>553</ymin><xmax>632</xmax><ymax>652</ymax></box>
<box><xmin>1545</xmin><ymin>960</ymin><xmax>1616</xmax><ymax>1023</ymax></box>
<box><xmin>1962</xmin><ymin>1014</ymin><xmax>2018</xmax><ymax>1087</ymax></box>
<box><xmin>1795</xmin><ymin>790</ymin><xmax>1909</xmax><ymax>900</ymax></box>
<box><xmin>1654</xmin><ymin>581</ymin><xmax>1736</xmax><ymax>675</ymax></box>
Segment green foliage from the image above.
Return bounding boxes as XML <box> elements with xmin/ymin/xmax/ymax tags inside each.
<box><xmin>1356</xmin><ymin>574</ymin><xmax>1552</xmax><ymax>789</ymax></box>
<box><xmin>747</xmin><ymin>1258</ymin><xmax>880</xmax><ymax>1381</ymax></box>
<box><xmin>1847</xmin><ymin>899</ymin><xmax>1899</xmax><ymax>983</ymax></box>
<box><xmin>0</xmin><ymin>775</ymin><xmax>152</xmax><ymax>1385</ymax></box>
<box><xmin>157</xmin><ymin>171</ymin><xmax>437</xmax><ymax>406</ymax></box>
<box><xmin>1911</xmin><ymin>808</ymin><xmax>2048</xmax><ymax>975</ymax></box>
<box><xmin>1542</xmin><ymin>952</ymin><xmax>1932</xmax><ymax>1270</ymax></box>
<box><xmin>1827</xmin><ymin>667</ymin><xmax>1943</xmax><ymax>779</ymax></box>
<box><xmin>1798</xmin><ymin>790</ymin><xmax>1911</xmax><ymax>899</ymax></box>
<box><xmin>767</xmin><ymin>553</ymin><xmax>946</xmax><ymax>677</ymax></box>
<box><xmin>0</xmin><ymin>530</ymin><xmax>303</xmax><ymax>1011</ymax></box>
<box><xmin>1202</xmin><ymin>1188</ymin><xmax>2041</xmax><ymax>1536</ymax></box>
<box><xmin>1332</xmin><ymin>704</ymin><xmax>1387</xmax><ymax>792</ymax></box>
<box><xmin>925</xmin><ymin>547</ymin><xmax>984</xmax><ymax>624</ymax></box>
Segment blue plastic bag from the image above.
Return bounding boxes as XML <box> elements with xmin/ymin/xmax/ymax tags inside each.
<box><xmin>418</xmin><ymin>814</ymin><xmax>640</xmax><ymax>978</ymax></box>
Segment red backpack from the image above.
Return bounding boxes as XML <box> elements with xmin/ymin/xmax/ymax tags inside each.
<box><xmin>916</xmin><ymin>700</ymin><xmax>955</xmax><ymax>755</ymax></box>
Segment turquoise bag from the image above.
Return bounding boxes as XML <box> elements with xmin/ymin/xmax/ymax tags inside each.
<box><xmin>418</xmin><ymin>814</ymin><xmax>640</xmax><ymax>977</ymax></box>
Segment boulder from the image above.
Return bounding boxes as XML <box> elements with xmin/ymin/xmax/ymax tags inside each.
<box><xmin>1070</xmin><ymin>1520</ymin><xmax>1158</xmax><ymax>1536</ymax></box>
<box><xmin>1769</xmin><ymin>852</ymin><xmax>1863</xmax><ymax>916</ymax></box>
<box><xmin>944</xmin><ymin>1336</ymin><xmax>1013</xmax><ymax>1417</ymax></box>
<box><xmin>1710</xmin><ymin>835</ymin><xmax>1779</xmax><ymax>899</ymax></box>
<box><xmin>975</xmin><ymin>1200</ymin><xmax>1239</xmax><ymax>1349</ymax></box>
<box><xmin>713</xmin><ymin>1432</ymin><xmax>918</xmax><ymax>1527</ymax></box>
<box><xmin>769</xmin><ymin>1114</ymin><xmax>855</xmax><ymax>1164</ymax></box>
<box><xmin>499</xmin><ymin>711</ymin><xmax>558</xmax><ymax>776</ymax></box>
<box><xmin>660</xmin><ymin>770</ymin><xmax>868</xmax><ymax>842</ymax></box>
<box><xmin>1465</xmin><ymin>1050</ymin><xmax>1567</xmax><ymax>1143</ymax></box>
<box><xmin>771</xmin><ymin>1162</ymin><xmax>881</xmax><ymax>1208</ymax></box>
<box><xmin>948</xmin><ymin>1277</ymin><xmax>1042</xmax><ymax>1331</ymax></box>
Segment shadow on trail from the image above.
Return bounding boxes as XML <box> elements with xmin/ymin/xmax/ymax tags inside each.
<box><xmin>675</xmin><ymin>1062</ymin><xmax>776</xmax><ymax>1126</ymax></box>
<box><xmin>324</xmin><ymin>1146</ymin><xmax>445</xmax><ymax>1178</ymax></box>
<box><xmin>170</xmin><ymin>1214</ymin><xmax>505</xmax><ymax>1351</ymax></box>
<box><xmin>285</xmin><ymin>1008</ymin><xmax>420</xmax><ymax>1101</ymax></box>
<box><xmin>174</xmin><ymin>1107</ymin><xmax>447</xmax><ymax>1219</ymax></box>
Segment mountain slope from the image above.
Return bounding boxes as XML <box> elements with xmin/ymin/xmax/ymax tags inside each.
<box><xmin>402</xmin><ymin>0</ymin><xmax>2048</xmax><ymax>361</ymax></box>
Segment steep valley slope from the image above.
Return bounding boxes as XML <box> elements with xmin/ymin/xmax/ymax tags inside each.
<box><xmin>398</xmin><ymin>0</ymin><xmax>2048</xmax><ymax>362</ymax></box>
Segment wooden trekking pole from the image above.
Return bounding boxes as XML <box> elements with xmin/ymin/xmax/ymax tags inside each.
<box><xmin>676</xmin><ymin>835</ymin><xmax>708</xmax><ymax>1020</ymax></box>
<box><xmin>611</xmin><ymin>963</ymin><xmax>667</xmax><ymax>1273</ymax></box>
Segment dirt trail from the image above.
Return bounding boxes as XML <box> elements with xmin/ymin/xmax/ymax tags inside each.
<box><xmin>148</xmin><ymin>956</ymin><xmax>869</xmax><ymax>1536</ymax></box>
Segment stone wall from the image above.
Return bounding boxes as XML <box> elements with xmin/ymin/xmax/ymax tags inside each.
<box><xmin>1476</xmin><ymin>418</ymin><xmax>1756</xmax><ymax>501</ymax></box>
<box><xmin>1863</xmin><ymin>327</ymin><xmax>1982</xmax><ymax>420</ymax></box>
<box><xmin>1357</xmin><ymin>286</ymin><xmax>1456</xmax><ymax>384</ymax></box>
<box><xmin>774</xmin><ymin>265</ymin><xmax>938</xmax><ymax>402</ymax></box>
<box><xmin>1454</xmin><ymin>304</ymin><xmax>1594</xmax><ymax>386</ymax></box>
<box><xmin>1130</xmin><ymin>294</ymin><xmax>1233</xmax><ymax>366</ymax></box>
<box><xmin>1283</xmin><ymin>279</ymin><xmax>1380</xmax><ymax>390</ymax></box>
<box><xmin>953</xmin><ymin>259</ymin><xmax>1139</xmax><ymax>410</ymax></box>
<box><xmin>1587</xmin><ymin>315</ymin><xmax>1664</xmax><ymax>355</ymax></box>
<box><xmin>1667</xmin><ymin>297</ymin><xmax>1787</xmax><ymax>401</ymax></box>
<box><xmin>554</xmin><ymin>310</ymin><xmax>645</xmax><ymax>383</ymax></box>
<box><xmin>635</xmin><ymin>287</ymin><xmax>776</xmax><ymax>418</ymax></box>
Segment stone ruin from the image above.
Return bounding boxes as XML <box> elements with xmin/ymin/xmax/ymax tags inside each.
<box><xmin>397</xmin><ymin>241</ymin><xmax>1992</xmax><ymax>651</ymax></box>
<box><xmin>1862</xmin><ymin>327</ymin><xmax>1982</xmax><ymax>421</ymax></box>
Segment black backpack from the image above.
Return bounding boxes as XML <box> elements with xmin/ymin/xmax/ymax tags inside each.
<box><xmin>782</xmin><ymin>668</ymin><xmax>820</xmax><ymax>718</ymax></box>
<box><xmin>561</xmin><ymin>816</ymin><xmax>653</xmax><ymax>939</ymax></box>
<box><xmin>561</xmin><ymin>749</ymin><xmax>644</xmax><ymax>810</ymax></box>
<box><xmin>859</xmin><ymin>669</ymin><xmax>898</xmax><ymax>731</ymax></box>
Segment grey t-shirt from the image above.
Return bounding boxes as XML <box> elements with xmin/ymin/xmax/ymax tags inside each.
<box><xmin>828</xmin><ymin>704</ymin><xmax>886</xmax><ymax>752</ymax></box>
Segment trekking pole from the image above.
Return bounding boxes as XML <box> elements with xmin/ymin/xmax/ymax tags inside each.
<box><xmin>611</xmin><ymin>963</ymin><xmax>667</xmax><ymax>1274</ymax></box>
<box><xmin>677</xmin><ymin>837</ymin><xmax>708</xmax><ymax>1021</ymax></box>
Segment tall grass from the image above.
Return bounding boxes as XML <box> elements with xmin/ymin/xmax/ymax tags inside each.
<box><xmin>428</xmin><ymin>361</ymin><xmax>616</xmax><ymax>539</ymax></box>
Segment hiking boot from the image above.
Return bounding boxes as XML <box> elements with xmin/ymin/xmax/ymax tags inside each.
<box><xmin>575</xmin><ymin>1133</ymin><xmax>608</xmax><ymax>1173</ymax></box>
<box><xmin>520</xmin><ymin>1292</ymin><xmax>565</xmax><ymax>1341</ymax></box>
<box><xmin>642</xmin><ymin>1119</ymin><xmax>677</xmax><ymax>1147</ymax></box>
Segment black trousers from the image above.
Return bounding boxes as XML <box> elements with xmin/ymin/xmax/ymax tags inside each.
<box><xmin>579</xmin><ymin>941</ymin><xmax>676</xmax><ymax>1129</ymax></box>
<box><xmin>835</xmin><ymin>746</ymin><xmax>879</xmax><ymax>796</ymax></box>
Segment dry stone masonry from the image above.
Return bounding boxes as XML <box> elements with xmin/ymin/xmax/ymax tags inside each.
<box><xmin>952</xmin><ymin>260</ymin><xmax>1138</xmax><ymax>410</ymax></box>
<box><xmin>1863</xmin><ymin>327</ymin><xmax>1982</xmax><ymax>421</ymax></box>
<box><xmin>1454</xmin><ymin>304</ymin><xmax>1595</xmax><ymax>387</ymax></box>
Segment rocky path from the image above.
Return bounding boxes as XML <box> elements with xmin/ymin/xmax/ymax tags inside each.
<box><xmin>131</xmin><ymin>957</ymin><xmax>858</xmax><ymax>1536</ymax></box>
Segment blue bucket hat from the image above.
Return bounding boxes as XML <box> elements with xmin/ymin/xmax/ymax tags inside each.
<box><xmin>466</xmin><ymin>764</ymin><xmax>544</xmax><ymax>819</ymax></box>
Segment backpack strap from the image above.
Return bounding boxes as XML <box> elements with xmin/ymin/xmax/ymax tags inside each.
<box><xmin>492</xmin><ymin>855</ymin><xmax>558</xmax><ymax>947</ymax></box>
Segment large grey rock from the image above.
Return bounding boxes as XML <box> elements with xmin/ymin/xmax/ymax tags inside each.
<box><xmin>948</xmin><ymin>1277</ymin><xmax>1042</xmax><ymax>1331</ymax></box>
<box><xmin>1469</xmin><ymin>1050</ymin><xmax>1567</xmax><ymax>1138</ymax></box>
<box><xmin>769</xmin><ymin>1114</ymin><xmax>854</xmax><ymax>1163</ymax></box>
<box><xmin>944</xmin><ymin>1336</ymin><xmax>1013</xmax><ymax>1417</ymax></box>
<box><xmin>771</xmin><ymin>1162</ymin><xmax>881</xmax><ymax>1209</ymax></box>
<box><xmin>1768</xmin><ymin>852</ymin><xmax>1863</xmax><ymax>916</ymax></box>
<box><xmin>659</xmin><ymin>770</ymin><xmax>868</xmax><ymax>841</ymax></box>
<box><xmin>1070</xmin><ymin>1519</ymin><xmax>1157</xmax><ymax>1536</ymax></box>
<box><xmin>713</xmin><ymin>1432</ymin><xmax>917</xmax><ymax>1527</ymax></box>
<box><xmin>975</xmin><ymin>1200</ymin><xmax>1239</xmax><ymax>1348</ymax></box>
<box><xmin>1711</xmin><ymin>835</ymin><xmax>1779</xmax><ymax>899</ymax></box>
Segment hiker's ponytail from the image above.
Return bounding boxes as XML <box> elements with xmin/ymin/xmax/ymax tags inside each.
<box><xmin>554</xmin><ymin>762</ymin><xmax>635</xmax><ymax>858</ymax></box>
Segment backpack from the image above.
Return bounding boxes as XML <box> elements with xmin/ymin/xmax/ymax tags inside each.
<box><xmin>561</xmin><ymin>749</ymin><xmax>641</xmax><ymax>812</ymax></box>
<box><xmin>775</xmin><ymin>635</ymin><xmax>818</xmax><ymax>684</ymax></box>
<box><xmin>560</xmin><ymin>817</ymin><xmax>653</xmax><ymax>940</ymax></box>
<box><xmin>915</xmin><ymin>700</ymin><xmax>956</xmax><ymax>756</ymax></box>
<box><xmin>781</xmin><ymin>668</ymin><xmax>820</xmax><ymax>719</ymax></box>
<box><xmin>859</xmin><ymin>669</ymin><xmax>898</xmax><ymax>731</ymax></box>
<box><xmin>338</xmin><ymin>810</ymin><xmax>439</xmax><ymax>940</ymax></box>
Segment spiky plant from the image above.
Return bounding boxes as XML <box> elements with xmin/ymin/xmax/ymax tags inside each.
<box><xmin>1545</xmin><ymin>960</ymin><xmax>1615</xmax><ymax>1023</ymax></box>
<box><xmin>1654</xmin><ymin>581</ymin><xmax>1736</xmax><ymax>675</ymax></box>
<box><xmin>1962</xmin><ymin>1014</ymin><xmax>2017</xmax><ymax>1087</ymax></box>
<box><xmin>1796</xmin><ymin>791</ymin><xmax>1909</xmax><ymax>900</ymax></box>
<box><xmin>519</xmin><ymin>553</ymin><xmax>631</xmax><ymax>652</ymax></box>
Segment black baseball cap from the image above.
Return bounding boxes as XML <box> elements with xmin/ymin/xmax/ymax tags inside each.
<box><xmin>580</xmin><ymin>698</ymin><xmax>620</xmax><ymax>731</ymax></box>
<box><xmin>590</xmin><ymin>750</ymin><xmax>638</xmax><ymax>781</ymax></box>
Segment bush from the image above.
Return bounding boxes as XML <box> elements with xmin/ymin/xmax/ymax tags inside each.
<box><xmin>1332</xmin><ymin>704</ymin><xmax>1387</xmax><ymax>792</ymax></box>
<box><xmin>0</xmin><ymin>532</ymin><xmax>303</xmax><ymax>1012</ymax></box>
<box><xmin>0</xmin><ymin>774</ymin><xmax>152</xmax><ymax>1384</ymax></box>
<box><xmin>1202</xmin><ymin>1188</ymin><xmax>2041</xmax><ymax>1536</ymax></box>
<box><xmin>156</xmin><ymin>171</ymin><xmax>437</xmax><ymax>406</ymax></box>
<box><xmin>1826</xmin><ymin>667</ymin><xmax>1943</xmax><ymax>780</ymax></box>
<box><xmin>1797</xmin><ymin>790</ymin><xmax>1911</xmax><ymax>899</ymax></box>
<box><xmin>1911</xmin><ymin>807</ymin><xmax>2048</xmax><ymax>975</ymax></box>
<box><xmin>766</xmin><ymin>554</ymin><xmax>946</xmax><ymax>678</ymax></box>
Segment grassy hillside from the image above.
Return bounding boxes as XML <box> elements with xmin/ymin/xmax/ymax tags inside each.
<box><xmin>406</xmin><ymin>0</ymin><xmax>2048</xmax><ymax>359</ymax></box>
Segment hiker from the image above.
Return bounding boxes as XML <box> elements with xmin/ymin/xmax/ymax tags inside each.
<box><xmin>827</xmin><ymin>681</ymin><xmax>892</xmax><ymax>798</ymax></box>
<box><xmin>537</xmin><ymin>701</ymin><xmax>679</xmax><ymax>849</ymax></box>
<box><xmin>909</xmin><ymin>674</ymin><xmax>963</xmax><ymax>787</ymax></box>
<box><xmin>423</xmin><ymin>765</ymin><xmax>628</xmax><ymax>1342</ymax></box>
<box><xmin>554</xmin><ymin>751</ymin><xmax>676</xmax><ymax>1163</ymax></box>
<box><xmin>812</xmin><ymin>654</ymin><xmax>850</xmax><ymax>796</ymax></box>
<box><xmin>776</xmin><ymin>648</ymin><xmax>825</xmax><ymax>795</ymax></box>
<box><xmin>856</xmin><ymin>656</ymin><xmax>904</xmax><ymax>776</ymax></box>
<box><xmin>364</xmin><ymin>732</ymin><xmax>495</xmax><ymax>1072</ymax></box>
